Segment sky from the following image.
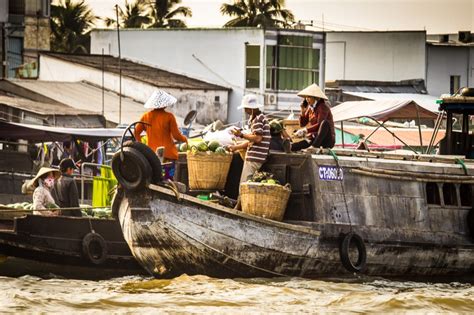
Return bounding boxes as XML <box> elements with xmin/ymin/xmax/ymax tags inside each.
<box><xmin>79</xmin><ymin>0</ymin><xmax>474</xmax><ymax>34</ymax></box>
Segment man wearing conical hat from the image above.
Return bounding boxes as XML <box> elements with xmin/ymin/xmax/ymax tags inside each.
<box><xmin>291</xmin><ymin>83</ymin><xmax>335</xmax><ymax>151</ymax></box>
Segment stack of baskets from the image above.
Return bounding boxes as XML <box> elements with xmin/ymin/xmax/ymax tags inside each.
<box><xmin>240</xmin><ymin>182</ymin><xmax>291</xmax><ymax>221</ymax></box>
<box><xmin>187</xmin><ymin>151</ymin><xmax>233</xmax><ymax>190</ymax></box>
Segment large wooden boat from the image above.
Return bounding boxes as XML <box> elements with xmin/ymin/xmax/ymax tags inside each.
<box><xmin>113</xmin><ymin>95</ymin><xmax>474</xmax><ymax>281</ymax></box>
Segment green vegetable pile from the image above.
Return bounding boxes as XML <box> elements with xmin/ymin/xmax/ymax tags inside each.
<box><xmin>180</xmin><ymin>140</ymin><xmax>229</xmax><ymax>155</ymax></box>
<box><xmin>248</xmin><ymin>171</ymin><xmax>281</xmax><ymax>185</ymax></box>
<box><xmin>0</xmin><ymin>202</ymin><xmax>34</xmax><ymax>210</ymax></box>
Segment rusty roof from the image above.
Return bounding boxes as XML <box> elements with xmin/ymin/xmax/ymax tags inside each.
<box><xmin>42</xmin><ymin>53</ymin><xmax>230</xmax><ymax>91</ymax></box>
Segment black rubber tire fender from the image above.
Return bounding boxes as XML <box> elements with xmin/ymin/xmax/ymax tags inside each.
<box><xmin>123</xmin><ymin>140</ymin><xmax>162</xmax><ymax>184</ymax></box>
<box><xmin>112</xmin><ymin>146</ymin><xmax>152</xmax><ymax>192</ymax></box>
<box><xmin>339</xmin><ymin>232</ymin><xmax>367</xmax><ymax>273</ymax></box>
<box><xmin>82</xmin><ymin>232</ymin><xmax>108</xmax><ymax>265</ymax></box>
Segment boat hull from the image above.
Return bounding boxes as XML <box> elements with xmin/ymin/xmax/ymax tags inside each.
<box><xmin>118</xmin><ymin>186</ymin><xmax>474</xmax><ymax>280</ymax></box>
<box><xmin>0</xmin><ymin>215</ymin><xmax>144</xmax><ymax>279</ymax></box>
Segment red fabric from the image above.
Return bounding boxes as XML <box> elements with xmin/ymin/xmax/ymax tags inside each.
<box><xmin>299</xmin><ymin>100</ymin><xmax>335</xmax><ymax>142</ymax></box>
<box><xmin>134</xmin><ymin>109</ymin><xmax>187</xmax><ymax>161</ymax></box>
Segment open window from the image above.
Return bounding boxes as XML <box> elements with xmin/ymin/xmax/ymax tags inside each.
<box><xmin>460</xmin><ymin>184</ymin><xmax>473</xmax><ymax>207</ymax></box>
<box><xmin>426</xmin><ymin>182</ymin><xmax>440</xmax><ymax>205</ymax></box>
<box><xmin>442</xmin><ymin>183</ymin><xmax>457</xmax><ymax>206</ymax></box>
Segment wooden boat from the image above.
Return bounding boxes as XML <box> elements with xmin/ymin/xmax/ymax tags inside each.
<box><xmin>0</xmin><ymin>121</ymin><xmax>144</xmax><ymax>279</ymax></box>
<box><xmin>113</xmin><ymin>95</ymin><xmax>474</xmax><ymax>281</ymax></box>
<box><xmin>0</xmin><ymin>214</ymin><xmax>144</xmax><ymax>279</ymax></box>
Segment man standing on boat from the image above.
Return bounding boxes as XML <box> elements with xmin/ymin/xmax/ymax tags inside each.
<box><xmin>291</xmin><ymin>83</ymin><xmax>335</xmax><ymax>151</ymax></box>
<box><xmin>51</xmin><ymin>158</ymin><xmax>82</xmax><ymax>217</ymax></box>
<box><xmin>228</xmin><ymin>94</ymin><xmax>271</xmax><ymax>210</ymax></box>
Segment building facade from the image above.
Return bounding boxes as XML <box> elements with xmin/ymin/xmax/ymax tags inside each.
<box><xmin>91</xmin><ymin>28</ymin><xmax>326</xmax><ymax>123</ymax></box>
<box><xmin>0</xmin><ymin>0</ymin><xmax>51</xmax><ymax>79</ymax></box>
<box><xmin>426</xmin><ymin>32</ymin><xmax>474</xmax><ymax>97</ymax></box>
<box><xmin>326</xmin><ymin>31</ymin><xmax>427</xmax><ymax>82</ymax></box>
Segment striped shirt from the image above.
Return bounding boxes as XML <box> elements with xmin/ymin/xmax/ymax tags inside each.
<box><xmin>246</xmin><ymin>113</ymin><xmax>271</xmax><ymax>163</ymax></box>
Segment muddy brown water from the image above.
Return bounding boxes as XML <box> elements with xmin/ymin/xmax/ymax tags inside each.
<box><xmin>1</xmin><ymin>274</ymin><xmax>472</xmax><ymax>313</ymax></box>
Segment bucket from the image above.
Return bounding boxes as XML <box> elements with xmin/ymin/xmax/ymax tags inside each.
<box><xmin>187</xmin><ymin>151</ymin><xmax>233</xmax><ymax>190</ymax></box>
<box><xmin>240</xmin><ymin>182</ymin><xmax>291</xmax><ymax>221</ymax></box>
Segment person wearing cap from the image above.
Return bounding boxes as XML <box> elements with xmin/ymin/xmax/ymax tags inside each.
<box><xmin>31</xmin><ymin>167</ymin><xmax>61</xmax><ymax>215</ymax></box>
<box><xmin>134</xmin><ymin>90</ymin><xmax>187</xmax><ymax>166</ymax></box>
<box><xmin>51</xmin><ymin>158</ymin><xmax>82</xmax><ymax>217</ymax></box>
<box><xmin>228</xmin><ymin>94</ymin><xmax>271</xmax><ymax>209</ymax></box>
<box><xmin>291</xmin><ymin>83</ymin><xmax>335</xmax><ymax>151</ymax></box>
<box><xmin>269</xmin><ymin>119</ymin><xmax>291</xmax><ymax>152</ymax></box>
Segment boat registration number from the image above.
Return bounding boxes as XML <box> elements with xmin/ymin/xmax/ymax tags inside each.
<box><xmin>318</xmin><ymin>166</ymin><xmax>344</xmax><ymax>181</ymax></box>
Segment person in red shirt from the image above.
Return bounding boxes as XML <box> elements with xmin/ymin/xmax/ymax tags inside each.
<box><xmin>291</xmin><ymin>83</ymin><xmax>335</xmax><ymax>151</ymax></box>
<box><xmin>134</xmin><ymin>90</ymin><xmax>187</xmax><ymax>177</ymax></box>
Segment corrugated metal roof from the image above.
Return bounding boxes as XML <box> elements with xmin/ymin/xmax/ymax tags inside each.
<box><xmin>11</xmin><ymin>80</ymin><xmax>203</xmax><ymax>127</ymax></box>
<box><xmin>344</xmin><ymin>92</ymin><xmax>440</xmax><ymax>113</ymax></box>
<box><xmin>0</xmin><ymin>94</ymin><xmax>94</xmax><ymax>116</ymax></box>
<box><xmin>43</xmin><ymin>53</ymin><xmax>230</xmax><ymax>91</ymax></box>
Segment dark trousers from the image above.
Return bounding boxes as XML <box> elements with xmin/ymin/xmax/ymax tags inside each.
<box><xmin>291</xmin><ymin>120</ymin><xmax>334</xmax><ymax>151</ymax></box>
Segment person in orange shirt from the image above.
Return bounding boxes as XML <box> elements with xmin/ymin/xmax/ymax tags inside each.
<box><xmin>134</xmin><ymin>90</ymin><xmax>187</xmax><ymax>178</ymax></box>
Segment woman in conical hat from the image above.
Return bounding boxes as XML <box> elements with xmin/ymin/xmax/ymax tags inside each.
<box><xmin>31</xmin><ymin>167</ymin><xmax>60</xmax><ymax>215</ymax></box>
<box><xmin>134</xmin><ymin>90</ymin><xmax>188</xmax><ymax>179</ymax></box>
<box><xmin>291</xmin><ymin>83</ymin><xmax>336</xmax><ymax>151</ymax></box>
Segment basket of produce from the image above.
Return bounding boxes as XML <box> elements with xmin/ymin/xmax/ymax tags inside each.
<box><xmin>183</xmin><ymin>140</ymin><xmax>233</xmax><ymax>190</ymax></box>
<box><xmin>240</xmin><ymin>172</ymin><xmax>291</xmax><ymax>221</ymax></box>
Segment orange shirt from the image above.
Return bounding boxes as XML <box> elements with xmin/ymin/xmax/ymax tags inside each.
<box><xmin>134</xmin><ymin>109</ymin><xmax>187</xmax><ymax>160</ymax></box>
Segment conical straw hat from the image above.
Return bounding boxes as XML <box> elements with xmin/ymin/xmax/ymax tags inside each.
<box><xmin>31</xmin><ymin>167</ymin><xmax>60</xmax><ymax>188</ymax></box>
<box><xmin>144</xmin><ymin>90</ymin><xmax>177</xmax><ymax>109</ymax></box>
<box><xmin>297</xmin><ymin>83</ymin><xmax>328</xmax><ymax>100</ymax></box>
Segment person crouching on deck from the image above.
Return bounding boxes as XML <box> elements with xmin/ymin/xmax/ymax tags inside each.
<box><xmin>227</xmin><ymin>94</ymin><xmax>271</xmax><ymax>210</ymax></box>
<box><xmin>31</xmin><ymin>167</ymin><xmax>61</xmax><ymax>215</ymax></box>
<box><xmin>291</xmin><ymin>83</ymin><xmax>336</xmax><ymax>151</ymax></box>
<box><xmin>134</xmin><ymin>90</ymin><xmax>188</xmax><ymax>179</ymax></box>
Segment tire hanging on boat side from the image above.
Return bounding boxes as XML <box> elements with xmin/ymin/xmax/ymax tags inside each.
<box><xmin>112</xmin><ymin>146</ymin><xmax>152</xmax><ymax>191</ymax></box>
<box><xmin>123</xmin><ymin>140</ymin><xmax>162</xmax><ymax>184</ymax></box>
<box><xmin>339</xmin><ymin>232</ymin><xmax>367</xmax><ymax>272</ymax></box>
<box><xmin>82</xmin><ymin>232</ymin><xmax>108</xmax><ymax>265</ymax></box>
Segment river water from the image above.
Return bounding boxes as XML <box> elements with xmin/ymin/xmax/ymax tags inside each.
<box><xmin>1</xmin><ymin>274</ymin><xmax>472</xmax><ymax>313</ymax></box>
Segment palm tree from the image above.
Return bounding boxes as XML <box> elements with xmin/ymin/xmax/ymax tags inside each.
<box><xmin>220</xmin><ymin>0</ymin><xmax>295</xmax><ymax>28</ymax></box>
<box><xmin>51</xmin><ymin>0</ymin><xmax>97</xmax><ymax>53</ymax></box>
<box><xmin>147</xmin><ymin>0</ymin><xmax>192</xmax><ymax>28</ymax></box>
<box><xmin>104</xmin><ymin>0</ymin><xmax>151</xmax><ymax>29</ymax></box>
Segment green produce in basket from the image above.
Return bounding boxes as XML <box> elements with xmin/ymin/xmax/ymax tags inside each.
<box><xmin>215</xmin><ymin>147</ymin><xmax>227</xmax><ymax>154</ymax></box>
<box><xmin>179</xmin><ymin>142</ymin><xmax>188</xmax><ymax>152</ymax></box>
<box><xmin>267</xmin><ymin>179</ymin><xmax>277</xmax><ymax>184</ymax></box>
<box><xmin>208</xmin><ymin>140</ymin><xmax>220</xmax><ymax>152</ymax></box>
<box><xmin>197</xmin><ymin>141</ymin><xmax>209</xmax><ymax>152</ymax></box>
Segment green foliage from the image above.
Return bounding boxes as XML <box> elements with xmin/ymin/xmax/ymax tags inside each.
<box><xmin>147</xmin><ymin>0</ymin><xmax>192</xmax><ymax>28</ymax></box>
<box><xmin>220</xmin><ymin>0</ymin><xmax>295</xmax><ymax>28</ymax></box>
<box><xmin>51</xmin><ymin>0</ymin><xmax>98</xmax><ymax>53</ymax></box>
<box><xmin>104</xmin><ymin>0</ymin><xmax>151</xmax><ymax>29</ymax></box>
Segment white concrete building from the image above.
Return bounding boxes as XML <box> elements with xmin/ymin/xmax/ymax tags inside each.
<box><xmin>90</xmin><ymin>28</ymin><xmax>326</xmax><ymax>123</ymax></box>
<box><xmin>326</xmin><ymin>31</ymin><xmax>426</xmax><ymax>82</ymax></box>
<box><xmin>426</xmin><ymin>32</ymin><xmax>474</xmax><ymax>97</ymax></box>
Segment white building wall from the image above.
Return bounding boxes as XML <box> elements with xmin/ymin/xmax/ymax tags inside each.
<box><xmin>326</xmin><ymin>31</ymin><xmax>426</xmax><ymax>81</ymax></box>
<box><xmin>92</xmin><ymin>28</ymin><xmax>264</xmax><ymax>123</ymax></box>
<box><xmin>39</xmin><ymin>55</ymin><xmax>228</xmax><ymax>124</ymax></box>
<box><xmin>426</xmin><ymin>45</ymin><xmax>471</xmax><ymax>97</ymax></box>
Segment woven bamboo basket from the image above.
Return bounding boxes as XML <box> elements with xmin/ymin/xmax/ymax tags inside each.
<box><xmin>240</xmin><ymin>182</ymin><xmax>291</xmax><ymax>221</ymax></box>
<box><xmin>187</xmin><ymin>151</ymin><xmax>233</xmax><ymax>190</ymax></box>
